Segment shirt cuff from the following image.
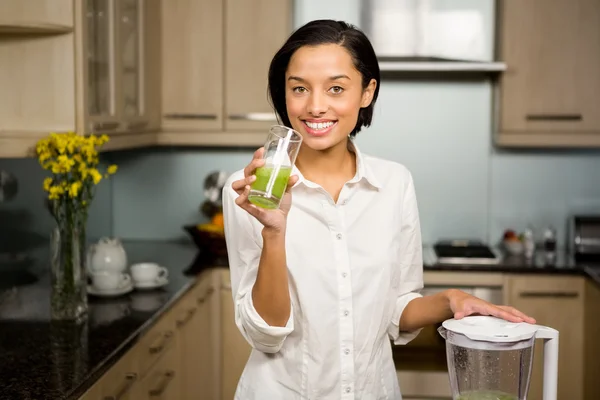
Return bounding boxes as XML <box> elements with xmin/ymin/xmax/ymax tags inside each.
<box><xmin>388</xmin><ymin>292</ymin><xmax>424</xmax><ymax>345</ymax></box>
<box><xmin>240</xmin><ymin>291</ymin><xmax>294</xmax><ymax>352</ymax></box>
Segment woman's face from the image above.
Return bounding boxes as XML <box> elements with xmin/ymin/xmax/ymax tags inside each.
<box><xmin>285</xmin><ymin>43</ymin><xmax>376</xmax><ymax>151</ymax></box>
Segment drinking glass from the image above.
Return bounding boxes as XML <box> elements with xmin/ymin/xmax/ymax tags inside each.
<box><xmin>248</xmin><ymin>125</ymin><xmax>302</xmax><ymax>209</ymax></box>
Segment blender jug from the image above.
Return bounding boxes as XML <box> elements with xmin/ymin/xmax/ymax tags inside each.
<box><xmin>438</xmin><ymin>316</ymin><xmax>558</xmax><ymax>400</ymax></box>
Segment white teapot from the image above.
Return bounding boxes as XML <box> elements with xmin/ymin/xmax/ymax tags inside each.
<box><xmin>87</xmin><ymin>237</ymin><xmax>128</xmax><ymax>274</ymax></box>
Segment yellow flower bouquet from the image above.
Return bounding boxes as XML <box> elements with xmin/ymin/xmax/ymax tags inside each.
<box><xmin>36</xmin><ymin>132</ymin><xmax>117</xmax><ymax>320</ymax></box>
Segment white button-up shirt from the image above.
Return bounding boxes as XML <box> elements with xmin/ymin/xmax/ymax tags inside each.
<box><xmin>222</xmin><ymin>141</ymin><xmax>424</xmax><ymax>400</ymax></box>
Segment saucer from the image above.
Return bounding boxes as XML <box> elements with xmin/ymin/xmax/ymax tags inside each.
<box><xmin>88</xmin><ymin>282</ymin><xmax>134</xmax><ymax>297</ymax></box>
<box><xmin>133</xmin><ymin>277</ymin><xmax>169</xmax><ymax>290</ymax></box>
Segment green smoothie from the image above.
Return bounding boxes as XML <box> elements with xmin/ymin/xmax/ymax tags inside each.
<box><xmin>456</xmin><ymin>390</ymin><xmax>518</xmax><ymax>400</ymax></box>
<box><xmin>248</xmin><ymin>165</ymin><xmax>292</xmax><ymax>209</ymax></box>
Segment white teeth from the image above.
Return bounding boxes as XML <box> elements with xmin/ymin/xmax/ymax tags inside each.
<box><xmin>305</xmin><ymin>121</ymin><xmax>334</xmax><ymax>130</ymax></box>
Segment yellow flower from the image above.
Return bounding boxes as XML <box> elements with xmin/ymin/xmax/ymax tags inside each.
<box><xmin>107</xmin><ymin>165</ymin><xmax>118</xmax><ymax>175</ymax></box>
<box><xmin>51</xmin><ymin>154</ymin><xmax>75</xmax><ymax>174</ymax></box>
<box><xmin>68</xmin><ymin>181</ymin><xmax>82</xmax><ymax>198</ymax></box>
<box><xmin>89</xmin><ymin>168</ymin><xmax>102</xmax><ymax>185</ymax></box>
<box><xmin>48</xmin><ymin>185</ymin><xmax>65</xmax><ymax>200</ymax></box>
<box><xmin>43</xmin><ymin>177</ymin><xmax>53</xmax><ymax>192</ymax></box>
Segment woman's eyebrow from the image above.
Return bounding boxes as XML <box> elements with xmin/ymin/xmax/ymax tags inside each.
<box><xmin>287</xmin><ymin>74</ymin><xmax>351</xmax><ymax>82</ymax></box>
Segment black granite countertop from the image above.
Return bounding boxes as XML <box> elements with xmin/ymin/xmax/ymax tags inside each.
<box><xmin>1</xmin><ymin>240</ymin><xmax>598</xmax><ymax>400</ymax></box>
<box><xmin>422</xmin><ymin>246</ymin><xmax>600</xmax><ymax>285</ymax></box>
<box><xmin>0</xmin><ymin>240</ymin><xmax>207</xmax><ymax>400</ymax></box>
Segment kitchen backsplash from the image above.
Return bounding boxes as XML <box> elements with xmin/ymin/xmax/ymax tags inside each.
<box><xmin>0</xmin><ymin>157</ymin><xmax>113</xmax><ymax>249</ymax></box>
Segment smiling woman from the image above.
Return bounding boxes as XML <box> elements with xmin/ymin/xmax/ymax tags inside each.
<box><xmin>222</xmin><ymin>19</ymin><xmax>534</xmax><ymax>400</ymax></box>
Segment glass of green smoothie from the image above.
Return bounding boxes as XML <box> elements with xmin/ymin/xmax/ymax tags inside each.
<box><xmin>248</xmin><ymin>125</ymin><xmax>302</xmax><ymax>209</ymax></box>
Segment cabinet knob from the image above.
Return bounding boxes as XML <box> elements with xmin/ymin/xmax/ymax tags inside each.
<box><xmin>148</xmin><ymin>330</ymin><xmax>174</xmax><ymax>354</ymax></box>
<box><xmin>176</xmin><ymin>307</ymin><xmax>197</xmax><ymax>327</ymax></box>
<box><xmin>148</xmin><ymin>370</ymin><xmax>176</xmax><ymax>396</ymax></box>
<box><xmin>103</xmin><ymin>372</ymin><xmax>137</xmax><ymax>400</ymax></box>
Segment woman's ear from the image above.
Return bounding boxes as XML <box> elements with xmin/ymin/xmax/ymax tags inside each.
<box><xmin>360</xmin><ymin>79</ymin><xmax>377</xmax><ymax>108</ymax></box>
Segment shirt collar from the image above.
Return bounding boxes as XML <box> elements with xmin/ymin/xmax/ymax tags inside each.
<box><xmin>291</xmin><ymin>139</ymin><xmax>382</xmax><ymax>190</ymax></box>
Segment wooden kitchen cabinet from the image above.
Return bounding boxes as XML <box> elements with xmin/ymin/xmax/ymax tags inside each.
<box><xmin>0</xmin><ymin>0</ymin><xmax>161</xmax><ymax>158</ymax></box>
<box><xmin>503</xmin><ymin>274</ymin><xmax>600</xmax><ymax>400</ymax></box>
<box><xmin>158</xmin><ymin>0</ymin><xmax>293</xmax><ymax>147</ymax></box>
<box><xmin>496</xmin><ymin>0</ymin><xmax>600</xmax><ymax>147</ymax></box>
<box><xmin>176</xmin><ymin>270</ymin><xmax>220</xmax><ymax>399</ymax></box>
<box><xmin>219</xmin><ymin>270</ymin><xmax>252</xmax><ymax>399</ymax></box>
<box><xmin>0</xmin><ymin>0</ymin><xmax>73</xmax><ymax>33</ymax></box>
<box><xmin>79</xmin><ymin>268</ymin><xmax>252</xmax><ymax>400</ymax></box>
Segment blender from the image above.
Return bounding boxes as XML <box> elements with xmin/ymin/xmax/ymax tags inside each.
<box><xmin>438</xmin><ymin>316</ymin><xmax>558</xmax><ymax>400</ymax></box>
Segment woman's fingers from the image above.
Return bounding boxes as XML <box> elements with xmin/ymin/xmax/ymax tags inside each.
<box><xmin>498</xmin><ymin>305</ymin><xmax>536</xmax><ymax>324</ymax></box>
<box><xmin>243</xmin><ymin>148</ymin><xmax>265</xmax><ymax>177</ymax></box>
<box><xmin>234</xmin><ymin>185</ymin><xmax>264</xmax><ymax>220</ymax></box>
<box><xmin>231</xmin><ymin>174</ymin><xmax>256</xmax><ymax>194</ymax></box>
<box><xmin>285</xmin><ymin>175</ymin><xmax>299</xmax><ymax>193</ymax></box>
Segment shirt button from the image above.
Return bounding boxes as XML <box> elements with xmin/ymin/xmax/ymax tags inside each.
<box><xmin>342</xmin><ymin>272</ymin><xmax>347</xmax><ymax>278</ymax></box>
<box><xmin>336</xmin><ymin>233</ymin><xmax>342</xmax><ymax>240</ymax></box>
<box><xmin>342</xmin><ymin>199</ymin><xmax>347</xmax><ymax>205</ymax></box>
<box><xmin>344</xmin><ymin>349</ymin><xmax>350</xmax><ymax>355</ymax></box>
<box><xmin>344</xmin><ymin>310</ymin><xmax>349</xmax><ymax>316</ymax></box>
<box><xmin>345</xmin><ymin>387</ymin><xmax>351</xmax><ymax>393</ymax></box>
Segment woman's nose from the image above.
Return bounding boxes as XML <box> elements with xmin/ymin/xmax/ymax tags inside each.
<box><xmin>306</xmin><ymin>92</ymin><xmax>328</xmax><ymax>116</ymax></box>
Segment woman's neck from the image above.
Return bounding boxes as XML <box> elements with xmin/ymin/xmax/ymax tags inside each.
<box><xmin>295</xmin><ymin>138</ymin><xmax>356</xmax><ymax>196</ymax></box>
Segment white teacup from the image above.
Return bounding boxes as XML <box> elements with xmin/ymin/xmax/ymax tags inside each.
<box><xmin>130</xmin><ymin>263</ymin><xmax>169</xmax><ymax>285</ymax></box>
<box><xmin>91</xmin><ymin>271</ymin><xmax>132</xmax><ymax>292</ymax></box>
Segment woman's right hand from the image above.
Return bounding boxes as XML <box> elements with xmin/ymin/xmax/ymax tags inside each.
<box><xmin>230</xmin><ymin>147</ymin><xmax>299</xmax><ymax>233</ymax></box>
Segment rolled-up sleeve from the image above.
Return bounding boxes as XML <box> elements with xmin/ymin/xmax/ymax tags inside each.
<box><xmin>388</xmin><ymin>170</ymin><xmax>424</xmax><ymax>345</ymax></box>
<box><xmin>222</xmin><ymin>172</ymin><xmax>294</xmax><ymax>353</ymax></box>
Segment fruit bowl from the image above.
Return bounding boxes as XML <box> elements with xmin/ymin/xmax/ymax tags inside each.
<box><xmin>183</xmin><ymin>224</ymin><xmax>228</xmax><ymax>257</ymax></box>
<box><xmin>503</xmin><ymin>239</ymin><xmax>524</xmax><ymax>256</ymax></box>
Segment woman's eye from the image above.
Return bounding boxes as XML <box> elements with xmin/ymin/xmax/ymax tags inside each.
<box><xmin>293</xmin><ymin>87</ymin><xmax>307</xmax><ymax>94</ymax></box>
<box><xmin>329</xmin><ymin>86</ymin><xmax>344</xmax><ymax>94</ymax></box>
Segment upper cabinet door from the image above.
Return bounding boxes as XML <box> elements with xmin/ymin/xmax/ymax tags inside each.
<box><xmin>499</xmin><ymin>0</ymin><xmax>600</xmax><ymax>135</ymax></box>
<box><xmin>161</xmin><ymin>0</ymin><xmax>224</xmax><ymax>131</ymax></box>
<box><xmin>116</xmin><ymin>0</ymin><xmax>144</xmax><ymax>125</ymax></box>
<box><xmin>85</xmin><ymin>0</ymin><xmax>120</xmax><ymax>133</ymax></box>
<box><xmin>224</xmin><ymin>0</ymin><xmax>292</xmax><ymax>132</ymax></box>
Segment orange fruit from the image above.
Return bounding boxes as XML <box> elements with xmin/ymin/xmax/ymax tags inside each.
<box><xmin>211</xmin><ymin>213</ymin><xmax>224</xmax><ymax>227</ymax></box>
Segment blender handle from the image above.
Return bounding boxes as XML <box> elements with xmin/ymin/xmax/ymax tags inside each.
<box><xmin>535</xmin><ymin>326</ymin><xmax>559</xmax><ymax>400</ymax></box>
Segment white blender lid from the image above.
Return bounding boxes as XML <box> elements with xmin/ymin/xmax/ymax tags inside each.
<box><xmin>443</xmin><ymin>315</ymin><xmax>538</xmax><ymax>343</ymax></box>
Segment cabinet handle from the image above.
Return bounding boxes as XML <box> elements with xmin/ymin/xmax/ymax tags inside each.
<box><xmin>176</xmin><ymin>307</ymin><xmax>197</xmax><ymax>328</ymax></box>
<box><xmin>148</xmin><ymin>331</ymin><xmax>174</xmax><ymax>354</ymax></box>
<box><xmin>126</xmin><ymin>121</ymin><xmax>148</xmax><ymax>130</ymax></box>
<box><xmin>518</xmin><ymin>291</ymin><xmax>580</xmax><ymax>298</ymax></box>
<box><xmin>163</xmin><ymin>113</ymin><xmax>218</xmax><ymax>120</ymax></box>
<box><xmin>104</xmin><ymin>373</ymin><xmax>137</xmax><ymax>400</ymax></box>
<box><xmin>91</xmin><ymin>121</ymin><xmax>120</xmax><ymax>131</ymax></box>
<box><xmin>228</xmin><ymin>113</ymin><xmax>278</xmax><ymax>122</ymax></box>
<box><xmin>526</xmin><ymin>114</ymin><xmax>582</xmax><ymax>121</ymax></box>
<box><xmin>197</xmin><ymin>287</ymin><xmax>215</xmax><ymax>304</ymax></box>
<box><xmin>149</xmin><ymin>370</ymin><xmax>175</xmax><ymax>396</ymax></box>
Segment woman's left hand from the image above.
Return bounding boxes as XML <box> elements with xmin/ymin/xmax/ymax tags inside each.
<box><xmin>447</xmin><ymin>289</ymin><xmax>536</xmax><ymax>324</ymax></box>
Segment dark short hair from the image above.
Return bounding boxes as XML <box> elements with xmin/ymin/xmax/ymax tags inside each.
<box><xmin>268</xmin><ymin>19</ymin><xmax>380</xmax><ymax>137</ymax></box>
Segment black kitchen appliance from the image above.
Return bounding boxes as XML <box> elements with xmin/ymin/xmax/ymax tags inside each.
<box><xmin>569</xmin><ymin>215</ymin><xmax>600</xmax><ymax>266</ymax></box>
<box><xmin>432</xmin><ymin>239</ymin><xmax>500</xmax><ymax>265</ymax></box>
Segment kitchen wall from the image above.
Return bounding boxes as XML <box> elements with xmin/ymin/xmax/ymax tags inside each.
<box><xmin>1</xmin><ymin>0</ymin><xmax>599</xmax><ymax>249</ymax></box>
